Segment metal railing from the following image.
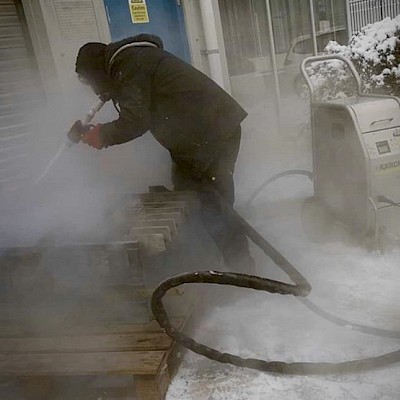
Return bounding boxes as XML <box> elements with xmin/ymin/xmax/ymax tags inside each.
<box><xmin>349</xmin><ymin>0</ymin><xmax>400</xmax><ymax>34</ymax></box>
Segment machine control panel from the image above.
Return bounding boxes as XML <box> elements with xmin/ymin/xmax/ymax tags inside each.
<box><xmin>363</xmin><ymin>128</ymin><xmax>400</xmax><ymax>158</ymax></box>
<box><xmin>376</xmin><ymin>140</ymin><xmax>391</xmax><ymax>154</ymax></box>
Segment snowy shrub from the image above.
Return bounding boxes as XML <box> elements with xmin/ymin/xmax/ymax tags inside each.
<box><xmin>307</xmin><ymin>16</ymin><xmax>400</xmax><ymax>100</ymax></box>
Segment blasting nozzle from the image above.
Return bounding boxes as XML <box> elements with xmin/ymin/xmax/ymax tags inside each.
<box><xmin>82</xmin><ymin>97</ymin><xmax>106</xmax><ymax>125</ymax></box>
<box><xmin>66</xmin><ymin>97</ymin><xmax>106</xmax><ymax>144</ymax></box>
<box><xmin>35</xmin><ymin>96</ymin><xmax>107</xmax><ymax>185</ymax></box>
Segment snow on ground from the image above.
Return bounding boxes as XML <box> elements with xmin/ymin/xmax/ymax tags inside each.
<box><xmin>166</xmin><ymin>95</ymin><xmax>400</xmax><ymax>399</ymax></box>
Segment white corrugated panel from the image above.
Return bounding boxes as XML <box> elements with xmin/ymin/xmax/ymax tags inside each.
<box><xmin>53</xmin><ymin>0</ymin><xmax>101</xmax><ymax>44</ymax></box>
<box><xmin>51</xmin><ymin>0</ymin><xmax>103</xmax><ymax>88</ymax></box>
<box><xmin>0</xmin><ymin>0</ymin><xmax>42</xmax><ymax>190</ymax></box>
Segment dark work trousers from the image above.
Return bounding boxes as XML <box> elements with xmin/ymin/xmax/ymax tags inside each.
<box><xmin>171</xmin><ymin>126</ymin><xmax>254</xmax><ymax>273</ymax></box>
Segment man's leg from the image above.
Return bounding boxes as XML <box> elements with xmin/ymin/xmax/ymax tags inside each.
<box><xmin>172</xmin><ymin>127</ymin><xmax>254</xmax><ymax>274</ymax></box>
<box><xmin>201</xmin><ymin>128</ymin><xmax>255</xmax><ymax>274</ymax></box>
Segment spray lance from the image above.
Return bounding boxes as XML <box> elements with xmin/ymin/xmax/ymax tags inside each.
<box><xmin>34</xmin><ymin>96</ymin><xmax>107</xmax><ymax>185</ymax></box>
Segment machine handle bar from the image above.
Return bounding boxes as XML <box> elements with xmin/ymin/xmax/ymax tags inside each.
<box><xmin>300</xmin><ymin>54</ymin><xmax>362</xmax><ymax>102</ymax></box>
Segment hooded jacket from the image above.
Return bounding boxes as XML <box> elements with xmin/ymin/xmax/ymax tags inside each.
<box><xmin>99</xmin><ymin>34</ymin><xmax>248</xmax><ymax>174</ymax></box>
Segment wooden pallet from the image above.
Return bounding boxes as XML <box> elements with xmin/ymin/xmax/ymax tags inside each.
<box><xmin>0</xmin><ymin>319</ymin><xmax>186</xmax><ymax>400</ymax></box>
<box><xmin>0</xmin><ymin>189</ymin><xmax>208</xmax><ymax>399</ymax></box>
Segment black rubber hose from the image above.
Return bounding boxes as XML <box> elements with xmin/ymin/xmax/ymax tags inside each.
<box><xmin>299</xmin><ymin>298</ymin><xmax>400</xmax><ymax>339</ymax></box>
<box><xmin>246</xmin><ymin>171</ymin><xmax>400</xmax><ymax>338</ymax></box>
<box><xmin>246</xmin><ymin>169</ymin><xmax>313</xmax><ymax>206</ymax></box>
<box><xmin>151</xmin><ymin>271</ymin><xmax>400</xmax><ymax>375</ymax></box>
<box><xmin>150</xmin><ymin>174</ymin><xmax>400</xmax><ymax>374</ymax></box>
<box><xmin>219</xmin><ymin>193</ymin><xmax>311</xmax><ymax>297</ymax></box>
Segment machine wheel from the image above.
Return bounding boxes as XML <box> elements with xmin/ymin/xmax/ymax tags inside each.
<box><xmin>301</xmin><ymin>197</ymin><xmax>335</xmax><ymax>243</ymax></box>
<box><xmin>361</xmin><ymin>229</ymin><xmax>395</xmax><ymax>254</ymax></box>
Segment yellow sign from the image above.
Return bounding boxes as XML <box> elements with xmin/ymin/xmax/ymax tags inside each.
<box><xmin>129</xmin><ymin>0</ymin><xmax>149</xmax><ymax>24</ymax></box>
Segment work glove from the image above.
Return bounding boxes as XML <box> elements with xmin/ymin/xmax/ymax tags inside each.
<box><xmin>82</xmin><ymin>124</ymin><xmax>103</xmax><ymax>149</ymax></box>
<box><xmin>67</xmin><ymin>120</ymin><xmax>92</xmax><ymax>143</ymax></box>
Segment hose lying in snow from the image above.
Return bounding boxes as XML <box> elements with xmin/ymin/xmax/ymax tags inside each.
<box><xmin>244</xmin><ymin>170</ymin><xmax>400</xmax><ymax>338</ymax></box>
<box><xmin>246</xmin><ymin>169</ymin><xmax>313</xmax><ymax>206</ymax></box>
<box><xmin>249</xmin><ymin>171</ymin><xmax>400</xmax><ymax>338</ymax></box>
<box><xmin>151</xmin><ymin>170</ymin><xmax>400</xmax><ymax>374</ymax></box>
<box><xmin>299</xmin><ymin>297</ymin><xmax>400</xmax><ymax>339</ymax></box>
<box><xmin>151</xmin><ymin>271</ymin><xmax>400</xmax><ymax>375</ymax></box>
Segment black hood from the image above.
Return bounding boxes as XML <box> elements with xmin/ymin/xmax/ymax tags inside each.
<box><xmin>105</xmin><ymin>34</ymin><xmax>164</xmax><ymax>64</ymax></box>
<box><xmin>75</xmin><ymin>34</ymin><xmax>163</xmax><ymax>95</ymax></box>
<box><xmin>75</xmin><ymin>42</ymin><xmax>107</xmax><ymax>76</ymax></box>
<box><xmin>130</xmin><ymin>33</ymin><xmax>164</xmax><ymax>49</ymax></box>
<box><xmin>76</xmin><ymin>34</ymin><xmax>163</xmax><ymax>76</ymax></box>
<box><xmin>110</xmin><ymin>34</ymin><xmax>163</xmax><ymax>52</ymax></box>
<box><xmin>75</xmin><ymin>42</ymin><xmax>111</xmax><ymax>95</ymax></box>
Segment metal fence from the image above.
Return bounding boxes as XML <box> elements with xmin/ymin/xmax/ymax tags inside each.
<box><xmin>349</xmin><ymin>0</ymin><xmax>400</xmax><ymax>34</ymax></box>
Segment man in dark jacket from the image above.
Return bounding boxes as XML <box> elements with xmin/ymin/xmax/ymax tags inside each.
<box><xmin>69</xmin><ymin>34</ymin><xmax>254</xmax><ymax>273</ymax></box>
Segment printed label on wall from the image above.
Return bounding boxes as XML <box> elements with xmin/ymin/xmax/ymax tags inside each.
<box><xmin>128</xmin><ymin>0</ymin><xmax>149</xmax><ymax>24</ymax></box>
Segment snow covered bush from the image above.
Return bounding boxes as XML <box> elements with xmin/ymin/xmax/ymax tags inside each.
<box><xmin>308</xmin><ymin>15</ymin><xmax>400</xmax><ymax>100</ymax></box>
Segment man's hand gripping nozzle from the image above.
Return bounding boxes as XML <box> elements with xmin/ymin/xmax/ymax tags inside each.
<box><xmin>34</xmin><ymin>97</ymin><xmax>106</xmax><ymax>185</ymax></box>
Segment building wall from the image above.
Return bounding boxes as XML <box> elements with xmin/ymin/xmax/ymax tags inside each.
<box><xmin>19</xmin><ymin>0</ymin><xmax>226</xmax><ymax>97</ymax></box>
<box><xmin>21</xmin><ymin>0</ymin><xmax>110</xmax><ymax>95</ymax></box>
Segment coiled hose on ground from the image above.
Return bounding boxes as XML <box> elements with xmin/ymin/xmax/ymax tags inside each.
<box><xmin>151</xmin><ymin>170</ymin><xmax>400</xmax><ymax>375</ymax></box>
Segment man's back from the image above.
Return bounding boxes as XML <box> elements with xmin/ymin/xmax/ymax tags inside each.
<box><xmin>103</xmin><ymin>36</ymin><xmax>247</xmax><ymax>170</ymax></box>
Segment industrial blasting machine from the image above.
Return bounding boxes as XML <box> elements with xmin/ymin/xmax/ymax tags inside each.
<box><xmin>301</xmin><ymin>55</ymin><xmax>400</xmax><ymax>244</ymax></box>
